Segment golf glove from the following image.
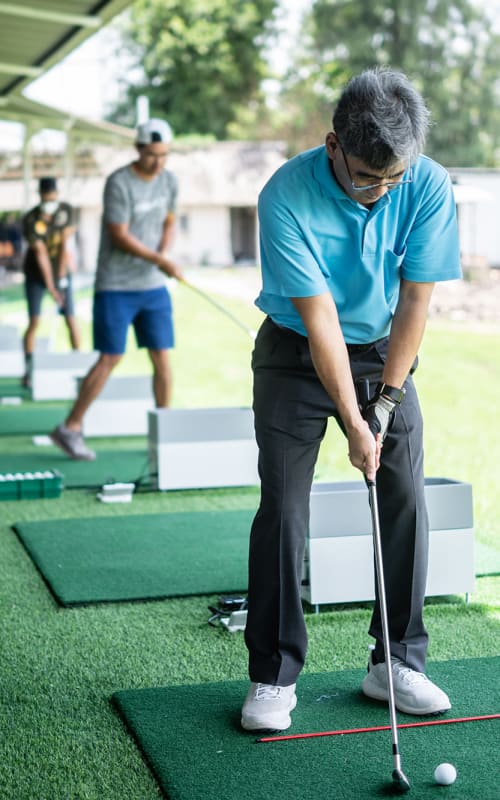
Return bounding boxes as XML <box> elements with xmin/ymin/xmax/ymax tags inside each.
<box><xmin>362</xmin><ymin>382</ymin><xmax>405</xmax><ymax>442</ymax></box>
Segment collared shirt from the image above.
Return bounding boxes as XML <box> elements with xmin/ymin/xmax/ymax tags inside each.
<box><xmin>255</xmin><ymin>146</ymin><xmax>461</xmax><ymax>342</ymax></box>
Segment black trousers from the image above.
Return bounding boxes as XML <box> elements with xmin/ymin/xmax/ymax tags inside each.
<box><xmin>245</xmin><ymin>317</ymin><xmax>429</xmax><ymax>686</ymax></box>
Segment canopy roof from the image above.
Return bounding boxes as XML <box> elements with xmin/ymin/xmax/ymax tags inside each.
<box><xmin>0</xmin><ymin>0</ymin><xmax>133</xmax><ymax>142</ymax></box>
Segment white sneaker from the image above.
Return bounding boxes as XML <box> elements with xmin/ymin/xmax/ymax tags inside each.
<box><xmin>362</xmin><ymin>653</ymin><xmax>451</xmax><ymax>715</ymax></box>
<box><xmin>241</xmin><ymin>682</ymin><xmax>297</xmax><ymax>731</ymax></box>
<box><xmin>50</xmin><ymin>424</ymin><xmax>96</xmax><ymax>461</ymax></box>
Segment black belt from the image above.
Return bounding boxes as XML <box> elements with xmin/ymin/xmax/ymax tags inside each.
<box><xmin>346</xmin><ymin>338</ymin><xmax>386</xmax><ymax>354</ymax></box>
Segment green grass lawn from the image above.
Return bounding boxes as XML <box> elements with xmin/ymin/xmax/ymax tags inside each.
<box><xmin>1</xmin><ymin>272</ymin><xmax>499</xmax><ymax>799</ymax></box>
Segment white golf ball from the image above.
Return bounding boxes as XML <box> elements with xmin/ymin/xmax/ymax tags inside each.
<box><xmin>434</xmin><ymin>763</ymin><xmax>457</xmax><ymax>785</ymax></box>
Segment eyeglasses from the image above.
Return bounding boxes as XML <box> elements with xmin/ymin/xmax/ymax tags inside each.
<box><xmin>340</xmin><ymin>145</ymin><xmax>412</xmax><ymax>192</ymax></box>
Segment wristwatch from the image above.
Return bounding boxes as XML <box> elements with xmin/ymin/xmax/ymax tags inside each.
<box><xmin>376</xmin><ymin>382</ymin><xmax>406</xmax><ymax>404</ymax></box>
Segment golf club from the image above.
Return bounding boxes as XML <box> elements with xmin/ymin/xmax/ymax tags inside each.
<box><xmin>180</xmin><ymin>278</ymin><xmax>257</xmax><ymax>340</ymax></box>
<box><xmin>367</xmin><ymin>477</ymin><xmax>411</xmax><ymax>793</ymax></box>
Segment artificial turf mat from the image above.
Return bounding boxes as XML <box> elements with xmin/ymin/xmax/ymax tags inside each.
<box><xmin>0</xmin><ymin>402</ymin><xmax>66</xmax><ymax>435</ymax></box>
<box><xmin>13</xmin><ymin>510</ymin><xmax>254</xmax><ymax>605</ymax></box>
<box><xmin>112</xmin><ymin>656</ymin><xmax>500</xmax><ymax>800</ymax></box>
<box><xmin>0</xmin><ymin>447</ymin><xmax>148</xmax><ymax>488</ymax></box>
<box><xmin>0</xmin><ymin>377</ymin><xmax>29</xmax><ymax>399</ymax></box>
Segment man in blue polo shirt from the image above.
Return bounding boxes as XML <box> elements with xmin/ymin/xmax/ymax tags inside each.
<box><xmin>241</xmin><ymin>68</ymin><xmax>462</xmax><ymax>732</ymax></box>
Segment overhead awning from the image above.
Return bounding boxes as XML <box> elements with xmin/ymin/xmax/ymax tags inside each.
<box><xmin>0</xmin><ymin>93</ymin><xmax>134</xmax><ymax>143</ymax></box>
<box><xmin>0</xmin><ymin>1</ymin><xmax>132</xmax><ymax>99</ymax></box>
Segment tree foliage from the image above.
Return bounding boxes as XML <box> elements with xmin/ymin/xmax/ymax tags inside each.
<box><xmin>292</xmin><ymin>0</ymin><xmax>500</xmax><ymax>166</ymax></box>
<box><xmin>108</xmin><ymin>0</ymin><xmax>277</xmax><ymax>140</ymax></box>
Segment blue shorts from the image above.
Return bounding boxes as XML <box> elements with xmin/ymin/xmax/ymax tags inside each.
<box><xmin>25</xmin><ymin>276</ymin><xmax>76</xmax><ymax>317</ymax></box>
<box><xmin>93</xmin><ymin>287</ymin><xmax>174</xmax><ymax>355</ymax></box>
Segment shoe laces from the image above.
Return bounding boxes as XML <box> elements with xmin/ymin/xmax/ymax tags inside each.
<box><xmin>391</xmin><ymin>659</ymin><xmax>428</xmax><ymax>686</ymax></box>
<box><xmin>255</xmin><ymin>683</ymin><xmax>284</xmax><ymax>701</ymax></box>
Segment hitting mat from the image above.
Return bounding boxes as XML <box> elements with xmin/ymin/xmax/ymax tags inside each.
<box><xmin>0</xmin><ymin>403</ymin><xmax>65</xmax><ymax>435</ymax></box>
<box><xmin>112</xmin><ymin>656</ymin><xmax>499</xmax><ymax>800</ymax></box>
<box><xmin>0</xmin><ymin>447</ymin><xmax>148</xmax><ymax>489</ymax></box>
<box><xmin>13</xmin><ymin>510</ymin><xmax>253</xmax><ymax>605</ymax></box>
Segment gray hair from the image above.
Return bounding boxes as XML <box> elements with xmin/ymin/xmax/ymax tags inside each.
<box><xmin>332</xmin><ymin>68</ymin><xmax>431</xmax><ymax>168</ymax></box>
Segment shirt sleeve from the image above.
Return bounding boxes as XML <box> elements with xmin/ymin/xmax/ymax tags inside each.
<box><xmin>103</xmin><ymin>173</ymin><xmax>131</xmax><ymax>225</ymax></box>
<box><xmin>258</xmin><ymin>186</ymin><xmax>328</xmax><ymax>298</ymax></box>
<box><xmin>402</xmin><ymin>170</ymin><xmax>461</xmax><ymax>282</ymax></box>
<box><xmin>166</xmin><ymin>172</ymin><xmax>178</xmax><ymax>215</ymax></box>
<box><xmin>22</xmin><ymin>209</ymin><xmax>46</xmax><ymax>245</ymax></box>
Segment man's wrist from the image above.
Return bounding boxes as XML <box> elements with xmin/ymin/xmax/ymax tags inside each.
<box><xmin>376</xmin><ymin>382</ymin><xmax>406</xmax><ymax>404</ymax></box>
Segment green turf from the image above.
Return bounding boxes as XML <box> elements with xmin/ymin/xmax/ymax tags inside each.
<box><xmin>0</xmin><ymin>401</ymin><xmax>68</xmax><ymax>435</ymax></box>
<box><xmin>1</xmin><ymin>276</ymin><xmax>499</xmax><ymax>798</ymax></box>
<box><xmin>0</xmin><ymin>377</ymin><xmax>30</xmax><ymax>399</ymax></box>
<box><xmin>0</xmin><ymin>444</ymin><xmax>149</xmax><ymax>488</ymax></box>
<box><xmin>13</xmin><ymin>509</ymin><xmax>255</xmax><ymax>605</ymax></box>
<box><xmin>112</xmin><ymin>657</ymin><xmax>500</xmax><ymax>800</ymax></box>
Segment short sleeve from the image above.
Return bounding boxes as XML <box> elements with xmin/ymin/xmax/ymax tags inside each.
<box><xmin>402</xmin><ymin>171</ymin><xmax>461</xmax><ymax>282</ymax></box>
<box><xmin>103</xmin><ymin>173</ymin><xmax>131</xmax><ymax>225</ymax></box>
<box><xmin>258</xmin><ymin>187</ymin><xmax>328</xmax><ymax>298</ymax></box>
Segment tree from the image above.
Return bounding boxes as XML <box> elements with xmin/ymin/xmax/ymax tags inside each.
<box><xmin>108</xmin><ymin>0</ymin><xmax>278</xmax><ymax>140</ymax></box>
<box><xmin>280</xmin><ymin>0</ymin><xmax>500</xmax><ymax>166</ymax></box>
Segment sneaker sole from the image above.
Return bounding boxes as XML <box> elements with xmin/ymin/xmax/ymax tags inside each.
<box><xmin>50</xmin><ymin>431</ymin><xmax>96</xmax><ymax>461</ymax></box>
<box><xmin>241</xmin><ymin>694</ymin><xmax>297</xmax><ymax>732</ymax></box>
<box><xmin>361</xmin><ymin>678</ymin><xmax>451</xmax><ymax>716</ymax></box>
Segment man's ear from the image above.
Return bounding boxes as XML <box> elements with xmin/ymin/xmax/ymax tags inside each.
<box><xmin>325</xmin><ymin>132</ymin><xmax>339</xmax><ymax>159</ymax></box>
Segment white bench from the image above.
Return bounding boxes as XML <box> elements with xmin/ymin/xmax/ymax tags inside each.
<box><xmin>82</xmin><ymin>375</ymin><xmax>154</xmax><ymax>437</ymax></box>
<box><xmin>148</xmin><ymin>407</ymin><xmax>259</xmax><ymax>490</ymax></box>
<box><xmin>31</xmin><ymin>351</ymin><xmax>98</xmax><ymax>400</ymax></box>
<box><xmin>302</xmin><ymin>478</ymin><xmax>474</xmax><ymax>608</ymax></box>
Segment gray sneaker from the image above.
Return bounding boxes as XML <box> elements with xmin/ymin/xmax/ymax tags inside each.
<box><xmin>241</xmin><ymin>682</ymin><xmax>297</xmax><ymax>732</ymax></box>
<box><xmin>50</xmin><ymin>424</ymin><xmax>96</xmax><ymax>461</ymax></box>
<box><xmin>362</xmin><ymin>653</ymin><xmax>451</xmax><ymax>715</ymax></box>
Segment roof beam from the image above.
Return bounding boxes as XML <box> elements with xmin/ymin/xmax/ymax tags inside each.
<box><xmin>0</xmin><ymin>61</ymin><xmax>43</xmax><ymax>77</ymax></box>
<box><xmin>0</xmin><ymin>3</ymin><xmax>100</xmax><ymax>28</ymax></box>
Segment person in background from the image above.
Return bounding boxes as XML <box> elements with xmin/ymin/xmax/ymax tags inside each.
<box><xmin>241</xmin><ymin>68</ymin><xmax>462</xmax><ymax>733</ymax></box>
<box><xmin>22</xmin><ymin>177</ymin><xmax>80</xmax><ymax>387</ymax></box>
<box><xmin>51</xmin><ymin>118</ymin><xmax>183</xmax><ymax>461</ymax></box>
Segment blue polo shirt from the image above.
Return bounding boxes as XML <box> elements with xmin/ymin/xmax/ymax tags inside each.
<box><xmin>256</xmin><ymin>146</ymin><xmax>461</xmax><ymax>342</ymax></box>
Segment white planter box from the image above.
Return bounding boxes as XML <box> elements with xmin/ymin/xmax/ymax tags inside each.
<box><xmin>302</xmin><ymin>478</ymin><xmax>474</xmax><ymax>607</ymax></box>
<box><xmin>82</xmin><ymin>375</ymin><xmax>154</xmax><ymax>437</ymax></box>
<box><xmin>31</xmin><ymin>351</ymin><xmax>98</xmax><ymax>400</ymax></box>
<box><xmin>0</xmin><ymin>331</ymin><xmax>50</xmax><ymax>378</ymax></box>
<box><xmin>149</xmin><ymin>407</ymin><xmax>259</xmax><ymax>490</ymax></box>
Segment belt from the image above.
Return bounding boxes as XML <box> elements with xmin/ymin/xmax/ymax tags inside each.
<box><xmin>346</xmin><ymin>338</ymin><xmax>386</xmax><ymax>354</ymax></box>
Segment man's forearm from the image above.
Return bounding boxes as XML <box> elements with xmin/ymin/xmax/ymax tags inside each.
<box><xmin>292</xmin><ymin>294</ymin><xmax>362</xmax><ymax>432</ymax></box>
<box><xmin>382</xmin><ymin>279</ymin><xmax>435</xmax><ymax>387</ymax></box>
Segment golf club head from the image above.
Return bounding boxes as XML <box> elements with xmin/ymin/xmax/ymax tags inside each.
<box><xmin>392</xmin><ymin>768</ymin><xmax>411</xmax><ymax>792</ymax></box>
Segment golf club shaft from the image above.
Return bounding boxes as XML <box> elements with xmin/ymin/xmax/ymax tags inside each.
<box><xmin>256</xmin><ymin>714</ymin><xmax>500</xmax><ymax>743</ymax></box>
<box><xmin>180</xmin><ymin>278</ymin><xmax>257</xmax><ymax>340</ymax></box>
<box><xmin>367</xmin><ymin>480</ymin><xmax>404</xmax><ymax>777</ymax></box>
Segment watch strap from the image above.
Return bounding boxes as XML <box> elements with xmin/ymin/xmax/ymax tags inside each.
<box><xmin>376</xmin><ymin>382</ymin><xmax>406</xmax><ymax>404</ymax></box>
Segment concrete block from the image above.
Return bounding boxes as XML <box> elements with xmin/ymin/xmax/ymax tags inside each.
<box><xmin>31</xmin><ymin>351</ymin><xmax>98</xmax><ymax>400</ymax></box>
<box><xmin>0</xmin><ymin>333</ymin><xmax>50</xmax><ymax>377</ymax></box>
<box><xmin>302</xmin><ymin>478</ymin><xmax>474</xmax><ymax>606</ymax></box>
<box><xmin>149</xmin><ymin>407</ymin><xmax>259</xmax><ymax>490</ymax></box>
<box><xmin>82</xmin><ymin>375</ymin><xmax>154</xmax><ymax>437</ymax></box>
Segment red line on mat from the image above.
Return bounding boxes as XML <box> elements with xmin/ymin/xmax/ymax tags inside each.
<box><xmin>256</xmin><ymin>713</ymin><xmax>500</xmax><ymax>743</ymax></box>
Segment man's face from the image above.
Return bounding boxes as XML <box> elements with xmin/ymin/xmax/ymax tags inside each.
<box><xmin>325</xmin><ymin>132</ymin><xmax>410</xmax><ymax>205</ymax></box>
<box><xmin>136</xmin><ymin>142</ymin><xmax>170</xmax><ymax>177</ymax></box>
<box><xmin>39</xmin><ymin>191</ymin><xmax>59</xmax><ymax>216</ymax></box>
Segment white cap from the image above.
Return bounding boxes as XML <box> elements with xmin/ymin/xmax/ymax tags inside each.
<box><xmin>136</xmin><ymin>118</ymin><xmax>173</xmax><ymax>145</ymax></box>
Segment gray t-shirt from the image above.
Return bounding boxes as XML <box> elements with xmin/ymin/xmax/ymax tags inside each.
<box><xmin>94</xmin><ymin>165</ymin><xmax>178</xmax><ymax>291</ymax></box>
